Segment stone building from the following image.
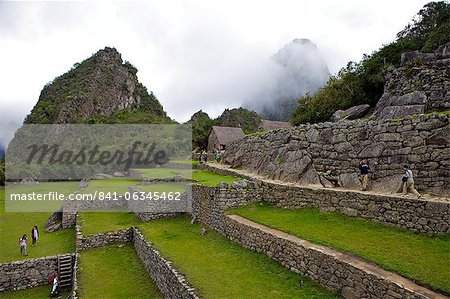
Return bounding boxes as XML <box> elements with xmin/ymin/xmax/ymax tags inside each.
<box><xmin>207</xmin><ymin>126</ymin><xmax>244</xmax><ymax>151</ymax></box>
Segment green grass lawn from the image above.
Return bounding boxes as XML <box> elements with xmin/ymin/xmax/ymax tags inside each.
<box><xmin>5</xmin><ymin>181</ymin><xmax>80</xmax><ymax>212</ymax></box>
<box><xmin>170</xmin><ymin>159</ymin><xmax>198</xmax><ymax>166</ymax></box>
<box><xmin>81</xmin><ymin>178</ymin><xmax>140</xmax><ymax>196</ymax></box>
<box><xmin>191</xmin><ymin>169</ymin><xmax>240</xmax><ymax>187</ymax></box>
<box><xmin>78</xmin><ymin>244</ymin><xmax>162</xmax><ymax>298</ymax></box>
<box><xmin>0</xmin><ymin>285</ymin><xmax>69</xmax><ymax>299</ymax></box>
<box><xmin>0</xmin><ymin>187</ymin><xmax>75</xmax><ymax>263</ymax></box>
<box><xmin>229</xmin><ymin>202</ymin><xmax>450</xmax><ymax>293</ymax></box>
<box><xmin>134</xmin><ymin>168</ymin><xmax>192</xmax><ymax>179</ymax></box>
<box><xmin>139</xmin><ymin>215</ymin><xmax>340</xmax><ymax>299</ymax></box>
<box><xmin>79</xmin><ymin>211</ymin><xmax>142</xmax><ymax>236</ymax></box>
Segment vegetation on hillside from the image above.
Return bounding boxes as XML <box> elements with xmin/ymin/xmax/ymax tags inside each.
<box><xmin>187</xmin><ymin>110</ymin><xmax>215</xmax><ymax>150</ymax></box>
<box><xmin>291</xmin><ymin>1</ymin><xmax>450</xmax><ymax>125</ymax></box>
<box><xmin>188</xmin><ymin>107</ymin><xmax>262</xmax><ymax>149</ymax></box>
<box><xmin>24</xmin><ymin>47</ymin><xmax>172</xmax><ymax>125</ymax></box>
<box><xmin>215</xmin><ymin>107</ymin><xmax>261</xmax><ymax>134</ymax></box>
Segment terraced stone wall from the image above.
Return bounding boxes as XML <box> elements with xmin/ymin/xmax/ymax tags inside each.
<box><xmin>223</xmin><ymin>114</ymin><xmax>449</xmax><ymax>196</ymax></box>
<box><xmin>222</xmin><ymin>215</ymin><xmax>445</xmax><ymax>299</ymax></box>
<box><xmin>191</xmin><ymin>184</ymin><xmax>450</xmax><ymax>235</ymax></box>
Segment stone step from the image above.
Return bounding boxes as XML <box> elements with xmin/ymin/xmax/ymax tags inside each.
<box><xmin>57</xmin><ymin>255</ymin><xmax>73</xmax><ymax>288</ymax></box>
<box><xmin>225</xmin><ymin>214</ymin><xmax>447</xmax><ymax>299</ymax></box>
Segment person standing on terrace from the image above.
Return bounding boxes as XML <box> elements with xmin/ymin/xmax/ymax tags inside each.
<box><xmin>358</xmin><ymin>159</ymin><xmax>370</xmax><ymax>191</ymax></box>
<box><xmin>402</xmin><ymin>165</ymin><xmax>421</xmax><ymax>198</ymax></box>
<box><xmin>19</xmin><ymin>234</ymin><xmax>28</xmax><ymax>256</ymax></box>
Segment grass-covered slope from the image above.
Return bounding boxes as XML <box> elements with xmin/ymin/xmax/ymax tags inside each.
<box><xmin>0</xmin><ymin>186</ymin><xmax>76</xmax><ymax>262</ymax></box>
<box><xmin>229</xmin><ymin>202</ymin><xmax>450</xmax><ymax>293</ymax></box>
<box><xmin>139</xmin><ymin>215</ymin><xmax>340</xmax><ymax>299</ymax></box>
<box><xmin>78</xmin><ymin>244</ymin><xmax>162</xmax><ymax>298</ymax></box>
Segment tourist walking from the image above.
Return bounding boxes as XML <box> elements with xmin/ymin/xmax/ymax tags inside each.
<box><xmin>31</xmin><ymin>225</ymin><xmax>39</xmax><ymax>246</ymax></box>
<box><xmin>202</xmin><ymin>150</ymin><xmax>207</xmax><ymax>163</ymax></box>
<box><xmin>402</xmin><ymin>165</ymin><xmax>421</xmax><ymax>198</ymax></box>
<box><xmin>358</xmin><ymin>159</ymin><xmax>370</xmax><ymax>191</ymax></box>
<box><xmin>19</xmin><ymin>234</ymin><xmax>28</xmax><ymax>256</ymax></box>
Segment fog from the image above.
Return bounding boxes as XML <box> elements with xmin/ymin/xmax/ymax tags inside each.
<box><xmin>0</xmin><ymin>0</ymin><xmax>429</xmax><ymax>149</ymax></box>
<box><xmin>244</xmin><ymin>39</ymin><xmax>330</xmax><ymax>121</ymax></box>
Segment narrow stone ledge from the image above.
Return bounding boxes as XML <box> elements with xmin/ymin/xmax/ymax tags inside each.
<box><xmin>196</xmin><ymin>163</ymin><xmax>450</xmax><ymax>235</ymax></box>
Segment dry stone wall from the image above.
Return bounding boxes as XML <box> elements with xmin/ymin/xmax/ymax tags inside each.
<box><xmin>191</xmin><ymin>182</ymin><xmax>450</xmax><ymax>235</ymax></box>
<box><xmin>372</xmin><ymin>43</ymin><xmax>450</xmax><ymax>120</ymax></box>
<box><xmin>76</xmin><ymin>228</ymin><xmax>132</xmax><ymax>251</ymax></box>
<box><xmin>190</xmin><ymin>186</ymin><xmax>448</xmax><ymax>298</ymax></box>
<box><xmin>132</xmin><ymin>228</ymin><xmax>199</xmax><ymax>299</ymax></box>
<box><xmin>0</xmin><ymin>253</ymin><xmax>74</xmax><ymax>292</ymax></box>
<box><xmin>223</xmin><ymin>114</ymin><xmax>449</xmax><ymax>196</ymax></box>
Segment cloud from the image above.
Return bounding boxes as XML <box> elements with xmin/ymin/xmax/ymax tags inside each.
<box><xmin>0</xmin><ymin>0</ymin><xmax>429</xmax><ymax>148</ymax></box>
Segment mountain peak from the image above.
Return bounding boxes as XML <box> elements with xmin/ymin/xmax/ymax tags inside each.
<box><xmin>244</xmin><ymin>39</ymin><xmax>330</xmax><ymax>121</ymax></box>
<box><xmin>24</xmin><ymin>47</ymin><xmax>171</xmax><ymax>124</ymax></box>
<box><xmin>94</xmin><ymin>47</ymin><xmax>123</xmax><ymax>64</ymax></box>
<box><xmin>292</xmin><ymin>38</ymin><xmax>313</xmax><ymax>45</ymax></box>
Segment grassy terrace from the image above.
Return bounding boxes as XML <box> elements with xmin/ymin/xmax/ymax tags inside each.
<box><xmin>135</xmin><ymin>166</ymin><xmax>240</xmax><ymax>187</ymax></box>
<box><xmin>79</xmin><ymin>211</ymin><xmax>141</xmax><ymax>236</ymax></box>
<box><xmin>81</xmin><ymin>178</ymin><xmax>140</xmax><ymax>195</ymax></box>
<box><xmin>134</xmin><ymin>168</ymin><xmax>192</xmax><ymax>179</ymax></box>
<box><xmin>79</xmin><ymin>244</ymin><xmax>162</xmax><ymax>298</ymax></box>
<box><xmin>192</xmin><ymin>169</ymin><xmax>240</xmax><ymax>187</ymax></box>
<box><xmin>0</xmin><ymin>187</ymin><xmax>75</xmax><ymax>263</ymax></box>
<box><xmin>0</xmin><ymin>285</ymin><xmax>69</xmax><ymax>299</ymax></box>
<box><xmin>229</xmin><ymin>202</ymin><xmax>450</xmax><ymax>293</ymax></box>
<box><xmin>139</xmin><ymin>216</ymin><xmax>340</xmax><ymax>299</ymax></box>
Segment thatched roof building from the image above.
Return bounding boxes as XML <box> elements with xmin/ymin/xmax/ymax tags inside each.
<box><xmin>258</xmin><ymin>119</ymin><xmax>292</xmax><ymax>131</ymax></box>
<box><xmin>207</xmin><ymin>126</ymin><xmax>245</xmax><ymax>151</ymax></box>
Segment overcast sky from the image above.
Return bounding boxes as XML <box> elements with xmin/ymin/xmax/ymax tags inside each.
<box><xmin>0</xmin><ymin>0</ymin><xmax>429</xmax><ymax>148</ymax></box>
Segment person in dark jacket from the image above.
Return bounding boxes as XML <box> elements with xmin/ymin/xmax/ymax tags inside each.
<box><xmin>358</xmin><ymin>159</ymin><xmax>370</xmax><ymax>191</ymax></box>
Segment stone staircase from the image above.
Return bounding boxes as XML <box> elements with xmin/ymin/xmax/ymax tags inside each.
<box><xmin>58</xmin><ymin>255</ymin><xmax>73</xmax><ymax>288</ymax></box>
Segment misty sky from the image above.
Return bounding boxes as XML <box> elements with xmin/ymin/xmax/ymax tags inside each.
<box><xmin>0</xmin><ymin>0</ymin><xmax>430</xmax><ymax>148</ymax></box>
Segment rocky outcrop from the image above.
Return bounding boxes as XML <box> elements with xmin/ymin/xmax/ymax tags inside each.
<box><xmin>223</xmin><ymin>114</ymin><xmax>449</xmax><ymax>196</ymax></box>
<box><xmin>330</xmin><ymin>104</ymin><xmax>370</xmax><ymax>122</ymax></box>
<box><xmin>372</xmin><ymin>43</ymin><xmax>450</xmax><ymax>120</ymax></box>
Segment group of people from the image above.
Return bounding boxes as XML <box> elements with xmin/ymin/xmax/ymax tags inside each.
<box><xmin>19</xmin><ymin>225</ymin><xmax>39</xmax><ymax>256</ymax></box>
<box><xmin>213</xmin><ymin>148</ymin><xmax>224</xmax><ymax>163</ymax></box>
<box><xmin>198</xmin><ymin>150</ymin><xmax>208</xmax><ymax>164</ymax></box>
<box><xmin>358</xmin><ymin>160</ymin><xmax>421</xmax><ymax>197</ymax></box>
<box><xmin>198</xmin><ymin>148</ymin><xmax>224</xmax><ymax>164</ymax></box>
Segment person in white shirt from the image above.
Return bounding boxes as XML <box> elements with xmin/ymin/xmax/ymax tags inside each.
<box><xmin>402</xmin><ymin>165</ymin><xmax>421</xmax><ymax>198</ymax></box>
